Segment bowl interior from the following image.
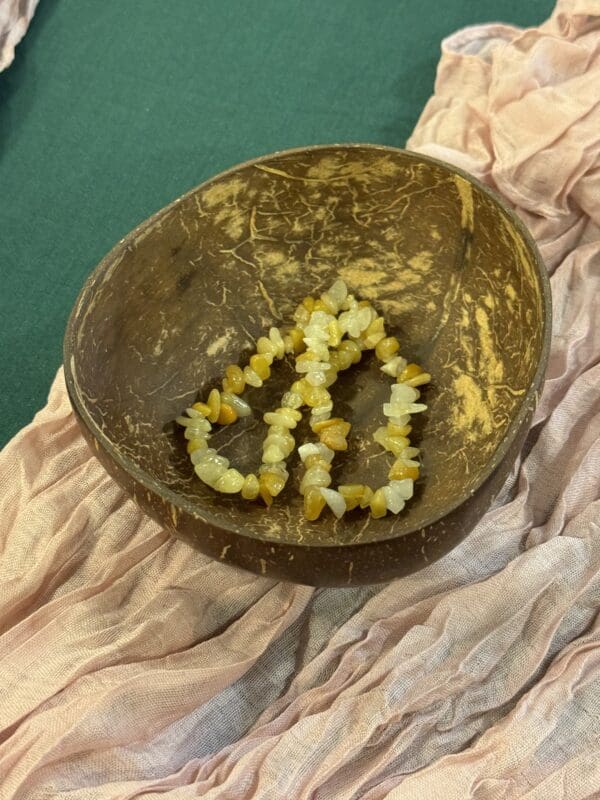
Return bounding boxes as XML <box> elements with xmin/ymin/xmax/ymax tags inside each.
<box><xmin>68</xmin><ymin>146</ymin><xmax>546</xmax><ymax>547</ymax></box>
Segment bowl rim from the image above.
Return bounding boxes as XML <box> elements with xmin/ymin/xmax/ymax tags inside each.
<box><xmin>64</xmin><ymin>143</ymin><xmax>552</xmax><ymax>548</ymax></box>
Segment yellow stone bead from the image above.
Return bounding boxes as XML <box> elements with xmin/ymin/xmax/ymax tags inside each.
<box><xmin>312</xmin><ymin>417</ymin><xmax>352</xmax><ymax>436</ymax></box>
<box><xmin>303</xmin><ymin>384</ymin><xmax>330</xmax><ymax>408</ymax></box>
<box><xmin>294</xmin><ymin>305</ymin><xmax>311</xmax><ymax>326</ymax></box>
<box><xmin>206</xmin><ymin>388</ymin><xmax>221</xmax><ymax>423</ymax></box>
<box><xmin>383</xmin><ymin>433</ymin><xmax>410</xmax><ymax>454</ymax></box>
<box><xmin>241</xmin><ymin>473</ymin><xmax>260</xmax><ymax>500</ymax></box>
<box><xmin>288</xmin><ymin>327</ymin><xmax>306</xmax><ymax>354</ymax></box>
<box><xmin>319</xmin><ymin>431</ymin><xmax>346</xmax><ymax>451</ymax></box>
<box><xmin>262</xmin><ymin>471</ymin><xmax>286</xmax><ymax>497</ymax></box>
<box><xmin>304</xmin><ymin>486</ymin><xmax>326</xmax><ymax>521</ymax></box>
<box><xmin>407</xmin><ymin>372</ymin><xmax>432</xmax><ymax>388</ymax></box>
<box><xmin>191</xmin><ymin>402</ymin><xmax>211</xmax><ymax>417</ymax></box>
<box><xmin>375</xmin><ymin>336</ymin><xmax>400</xmax><ymax>362</ymax></box>
<box><xmin>291</xmin><ymin>379</ymin><xmax>307</xmax><ymax>397</ymax></box>
<box><xmin>224</xmin><ymin>364</ymin><xmax>245</xmax><ymax>394</ymax></box>
<box><xmin>388</xmin><ymin>462</ymin><xmax>420</xmax><ymax>481</ymax></box>
<box><xmin>263</xmin><ymin>407</ymin><xmax>301</xmax><ymax>428</ymax></box>
<box><xmin>187</xmin><ymin>438</ymin><xmax>208</xmax><ymax>454</ymax></box>
<box><xmin>387</xmin><ymin>422</ymin><xmax>412</xmax><ymax>437</ymax></box>
<box><xmin>259</xmin><ymin>484</ymin><xmax>273</xmax><ymax>507</ymax></box>
<box><xmin>250</xmin><ymin>354</ymin><xmax>271</xmax><ymax>380</ymax></box>
<box><xmin>359</xmin><ymin>486</ymin><xmax>374</xmax><ymax>509</ymax></box>
<box><xmin>215</xmin><ymin>469</ymin><xmax>245</xmax><ymax>494</ymax></box>
<box><xmin>217</xmin><ymin>402</ymin><xmax>237</xmax><ymax>425</ymax></box>
<box><xmin>323</xmin><ymin>368</ymin><xmax>338</xmax><ymax>388</ymax></box>
<box><xmin>319</xmin><ymin>294</ymin><xmax>337</xmax><ymax>314</ymax></box>
<box><xmin>296</xmin><ymin>351</ymin><xmax>318</xmax><ymax>366</ymax></box>
<box><xmin>243</xmin><ymin>366</ymin><xmax>263</xmax><ymax>387</ymax></box>
<box><xmin>327</xmin><ymin>319</ymin><xmax>343</xmax><ymax>346</ymax></box>
<box><xmin>316</xmin><ymin>418</ymin><xmax>351</xmax><ymax>451</ymax></box>
<box><xmin>338</xmin><ymin>484</ymin><xmax>364</xmax><ymax>511</ymax></box>
<box><xmin>258</xmin><ymin>471</ymin><xmax>286</xmax><ymax>506</ymax></box>
<box><xmin>304</xmin><ymin>454</ymin><xmax>332</xmax><ymax>471</ymax></box>
<box><xmin>367</xmin><ymin>317</ymin><xmax>385</xmax><ymax>334</ymax></box>
<box><xmin>336</xmin><ymin>349</ymin><xmax>354</xmax><ymax>370</ymax></box>
<box><xmin>398</xmin><ymin>363</ymin><xmax>423</xmax><ymax>383</ymax></box>
<box><xmin>328</xmin><ymin>351</ymin><xmax>342</xmax><ymax>371</ymax></box>
<box><xmin>257</xmin><ymin>336</ymin><xmax>277</xmax><ymax>356</ymax></box>
<box><xmin>339</xmin><ymin>340</ymin><xmax>362</xmax><ymax>364</ymax></box>
<box><xmin>362</xmin><ymin>317</ymin><xmax>385</xmax><ymax>347</ymax></box>
<box><xmin>370</xmin><ymin>488</ymin><xmax>387</xmax><ymax>518</ymax></box>
<box><xmin>311</xmin><ymin>417</ymin><xmax>338</xmax><ymax>433</ymax></box>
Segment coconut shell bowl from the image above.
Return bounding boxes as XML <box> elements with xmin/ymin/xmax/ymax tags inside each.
<box><xmin>64</xmin><ymin>145</ymin><xmax>551</xmax><ymax>586</ymax></box>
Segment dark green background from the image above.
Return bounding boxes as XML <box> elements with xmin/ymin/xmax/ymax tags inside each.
<box><xmin>1</xmin><ymin>0</ymin><xmax>552</xmax><ymax>446</ymax></box>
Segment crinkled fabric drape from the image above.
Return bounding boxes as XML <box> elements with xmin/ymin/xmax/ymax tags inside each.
<box><xmin>0</xmin><ymin>0</ymin><xmax>38</xmax><ymax>72</ymax></box>
<box><xmin>0</xmin><ymin>1</ymin><xmax>599</xmax><ymax>797</ymax></box>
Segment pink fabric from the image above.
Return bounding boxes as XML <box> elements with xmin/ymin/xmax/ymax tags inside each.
<box><xmin>1</xmin><ymin>1</ymin><xmax>599</xmax><ymax>797</ymax></box>
<box><xmin>0</xmin><ymin>0</ymin><xmax>39</xmax><ymax>72</ymax></box>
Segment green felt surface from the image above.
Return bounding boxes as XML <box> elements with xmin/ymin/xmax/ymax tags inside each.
<box><xmin>0</xmin><ymin>0</ymin><xmax>553</xmax><ymax>447</ymax></box>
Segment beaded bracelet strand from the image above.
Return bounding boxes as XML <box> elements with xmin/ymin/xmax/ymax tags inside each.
<box><xmin>176</xmin><ymin>279</ymin><xmax>431</xmax><ymax>517</ymax></box>
<box><xmin>297</xmin><ymin>297</ymin><xmax>430</xmax><ymax>520</ymax></box>
<box><xmin>176</xmin><ymin>283</ymin><xmax>349</xmax><ymax>505</ymax></box>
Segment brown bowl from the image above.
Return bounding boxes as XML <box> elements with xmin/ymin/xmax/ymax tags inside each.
<box><xmin>64</xmin><ymin>145</ymin><xmax>551</xmax><ymax>586</ymax></box>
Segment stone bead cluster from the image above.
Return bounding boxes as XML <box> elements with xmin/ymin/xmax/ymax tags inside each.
<box><xmin>176</xmin><ymin>279</ymin><xmax>431</xmax><ymax>519</ymax></box>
